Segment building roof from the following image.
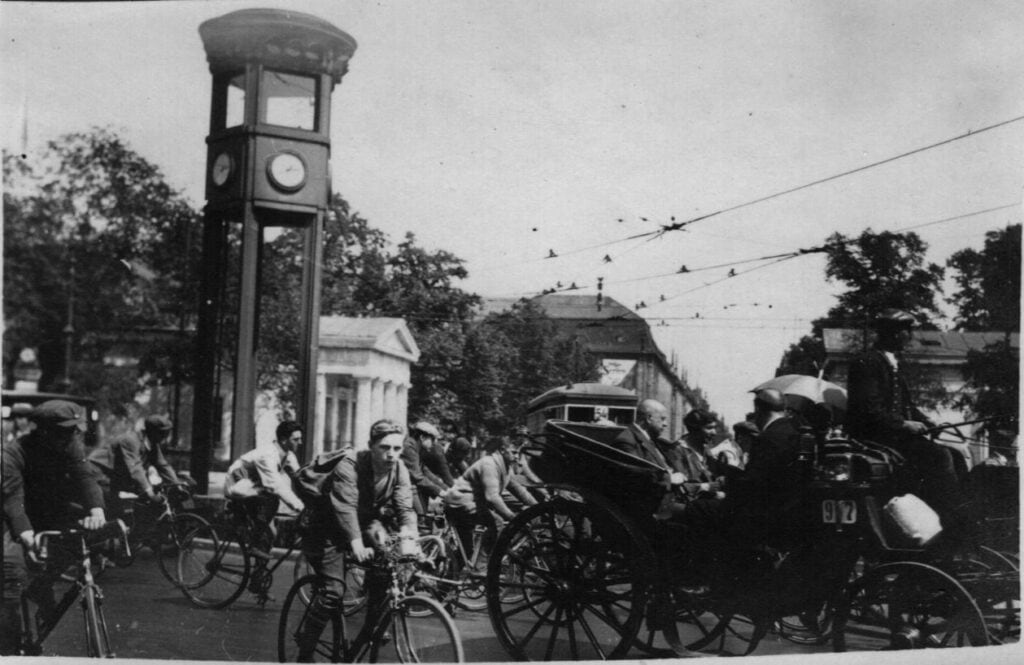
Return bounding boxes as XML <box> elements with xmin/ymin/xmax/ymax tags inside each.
<box><xmin>823</xmin><ymin>328</ymin><xmax>1020</xmax><ymax>360</ymax></box>
<box><xmin>319</xmin><ymin>316</ymin><xmax>420</xmax><ymax>362</ymax></box>
<box><xmin>482</xmin><ymin>294</ymin><xmax>686</xmax><ymax>391</ymax></box>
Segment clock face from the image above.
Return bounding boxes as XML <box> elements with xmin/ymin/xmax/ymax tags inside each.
<box><xmin>211</xmin><ymin>152</ymin><xmax>233</xmax><ymax>187</ymax></box>
<box><xmin>267</xmin><ymin>152</ymin><xmax>307</xmax><ymax>191</ymax></box>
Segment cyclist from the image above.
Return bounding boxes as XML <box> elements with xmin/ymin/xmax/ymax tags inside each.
<box><xmin>442</xmin><ymin>436</ymin><xmax>538</xmax><ymax>573</ymax></box>
<box><xmin>401</xmin><ymin>421</ymin><xmax>454</xmax><ymax>518</ymax></box>
<box><xmin>89</xmin><ymin>414</ymin><xmax>180</xmax><ymax>521</ymax></box>
<box><xmin>223</xmin><ymin>420</ymin><xmax>305</xmax><ymax>560</ymax></box>
<box><xmin>1</xmin><ymin>400</ymin><xmax>107</xmax><ymax>655</ymax></box>
<box><xmin>294</xmin><ymin>419</ymin><xmax>419</xmax><ymax>661</ymax></box>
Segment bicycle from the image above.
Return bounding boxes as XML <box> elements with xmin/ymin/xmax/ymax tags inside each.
<box><xmin>176</xmin><ymin>501</ymin><xmax>309</xmax><ymax>608</ymax></box>
<box><xmin>15</xmin><ymin>520</ymin><xmax>130</xmax><ymax>657</ymax></box>
<box><xmin>278</xmin><ymin>535</ymin><xmax>464</xmax><ymax>662</ymax></box>
<box><xmin>111</xmin><ymin>481</ymin><xmax>209</xmax><ymax>584</ymax></box>
<box><xmin>412</xmin><ymin>512</ymin><xmax>493</xmax><ymax>613</ymax></box>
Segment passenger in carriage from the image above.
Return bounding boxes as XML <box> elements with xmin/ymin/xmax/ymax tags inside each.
<box><xmin>656</xmin><ymin>409</ymin><xmax>723</xmax><ymax>500</ymax></box>
<box><xmin>845</xmin><ymin>309</ymin><xmax>973</xmax><ymax>547</ymax></box>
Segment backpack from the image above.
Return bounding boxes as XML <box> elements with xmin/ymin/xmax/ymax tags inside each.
<box><xmin>295</xmin><ymin>448</ymin><xmax>353</xmax><ymax>503</ymax></box>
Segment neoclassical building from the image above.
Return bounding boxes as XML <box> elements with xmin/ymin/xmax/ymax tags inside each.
<box><xmin>313</xmin><ymin>316</ymin><xmax>420</xmax><ymax>455</ymax></box>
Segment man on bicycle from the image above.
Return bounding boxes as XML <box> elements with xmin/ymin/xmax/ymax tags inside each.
<box><xmin>88</xmin><ymin>414</ymin><xmax>180</xmax><ymax>521</ymax></box>
<box><xmin>442</xmin><ymin>436</ymin><xmax>538</xmax><ymax>573</ymax></box>
<box><xmin>223</xmin><ymin>420</ymin><xmax>306</xmax><ymax>560</ymax></box>
<box><xmin>401</xmin><ymin>420</ymin><xmax>454</xmax><ymax>518</ymax></box>
<box><xmin>1</xmin><ymin>400</ymin><xmax>107</xmax><ymax>655</ymax></box>
<box><xmin>294</xmin><ymin>419</ymin><xmax>419</xmax><ymax>660</ymax></box>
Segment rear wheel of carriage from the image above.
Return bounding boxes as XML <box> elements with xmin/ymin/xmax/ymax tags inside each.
<box><xmin>485</xmin><ymin>488</ymin><xmax>652</xmax><ymax>660</ymax></box>
<box><xmin>833</xmin><ymin>561</ymin><xmax>989</xmax><ymax>650</ymax></box>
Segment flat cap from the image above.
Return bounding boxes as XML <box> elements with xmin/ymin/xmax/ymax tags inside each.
<box><xmin>410</xmin><ymin>421</ymin><xmax>441</xmax><ymax>438</ymax></box>
<box><xmin>33</xmin><ymin>400</ymin><xmax>87</xmax><ymax>431</ymax></box>
<box><xmin>144</xmin><ymin>414</ymin><xmax>173</xmax><ymax>432</ymax></box>
<box><xmin>11</xmin><ymin>402</ymin><xmax>33</xmax><ymax>417</ymax></box>
<box><xmin>874</xmin><ymin>309</ymin><xmax>916</xmax><ymax>328</ymax></box>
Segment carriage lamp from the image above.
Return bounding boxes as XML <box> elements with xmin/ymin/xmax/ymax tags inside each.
<box><xmin>190</xmin><ymin>8</ymin><xmax>357</xmax><ymax>491</ymax></box>
<box><xmin>815</xmin><ymin>453</ymin><xmax>852</xmax><ymax>482</ymax></box>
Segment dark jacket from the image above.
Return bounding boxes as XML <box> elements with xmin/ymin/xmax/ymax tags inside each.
<box><xmin>846</xmin><ymin>348</ymin><xmax>928</xmax><ymax>440</ymax></box>
<box><xmin>3</xmin><ymin>430</ymin><xmax>105</xmax><ymax>537</ymax></box>
<box><xmin>297</xmin><ymin>449</ymin><xmax>417</xmax><ymax>545</ymax></box>
<box><xmin>720</xmin><ymin>415</ymin><xmax>802</xmax><ymax>542</ymax></box>
<box><xmin>401</xmin><ymin>438</ymin><xmax>451</xmax><ymax>501</ymax></box>
<box><xmin>89</xmin><ymin>430</ymin><xmax>179</xmax><ymax>495</ymax></box>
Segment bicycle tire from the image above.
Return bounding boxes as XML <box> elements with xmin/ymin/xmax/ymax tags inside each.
<box><xmin>156</xmin><ymin>512</ymin><xmax>210</xmax><ymax>585</ymax></box>
<box><xmin>371</xmin><ymin>595</ymin><xmax>464</xmax><ymax>663</ymax></box>
<box><xmin>81</xmin><ymin>585</ymin><xmax>113</xmax><ymax>657</ymax></box>
<box><xmin>278</xmin><ymin>574</ymin><xmax>344</xmax><ymax>663</ymax></box>
<box><xmin>177</xmin><ymin>523</ymin><xmax>250</xmax><ymax>609</ymax></box>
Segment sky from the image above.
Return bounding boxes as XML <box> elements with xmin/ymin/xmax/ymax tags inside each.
<box><xmin>2</xmin><ymin>0</ymin><xmax>1023</xmax><ymax>425</ymax></box>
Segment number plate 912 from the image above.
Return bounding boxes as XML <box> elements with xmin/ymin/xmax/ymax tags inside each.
<box><xmin>821</xmin><ymin>499</ymin><xmax>857</xmax><ymax>524</ymax></box>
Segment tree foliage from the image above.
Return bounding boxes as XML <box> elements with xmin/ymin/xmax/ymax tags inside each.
<box><xmin>946</xmin><ymin>225</ymin><xmax>1020</xmax><ymax>333</ymax></box>
<box><xmin>778</xmin><ymin>229</ymin><xmax>945</xmax><ymax>378</ymax></box>
<box><xmin>945</xmin><ymin>224</ymin><xmax>1021</xmax><ymax>429</ymax></box>
<box><xmin>3</xmin><ymin>128</ymin><xmax>201</xmax><ymax>406</ymax></box>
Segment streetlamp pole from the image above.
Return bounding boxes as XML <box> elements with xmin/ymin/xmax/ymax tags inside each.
<box><xmin>59</xmin><ymin>256</ymin><xmax>76</xmax><ymax>393</ymax></box>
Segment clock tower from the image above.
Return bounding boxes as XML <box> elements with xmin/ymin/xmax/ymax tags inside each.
<box><xmin>191</xmin><ymin>9</ymin><xmax>357</xmax><ymax>490</ymax></box>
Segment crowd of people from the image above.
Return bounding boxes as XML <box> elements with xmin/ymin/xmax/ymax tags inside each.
<box><xmin>1</xmin><ymin>309</ymin><xmax>1014</xmax><ymax>657</ymax></box>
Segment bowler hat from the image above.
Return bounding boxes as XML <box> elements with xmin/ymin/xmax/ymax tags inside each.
<box><xmin>144</xmin><ymin>414</ymin><xmax>173</xmax><ymax>432</ymax></box>
<box><xmin>33</xmin><ymin>400</ymin><xmax>87</xmax><ymax>432</ymax></box>
<box><xmin>732</xmin><ymin>421</ymin><xmax>759</xmax><ymax>437</ymax></box>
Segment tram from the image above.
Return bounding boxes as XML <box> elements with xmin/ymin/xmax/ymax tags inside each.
<box><xmin>525</xmin><ymin>382</ymin><xmax>637</xmax><ymax>433</ymax></box>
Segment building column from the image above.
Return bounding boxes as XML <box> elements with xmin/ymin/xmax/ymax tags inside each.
<box><xmin>353</xmin><ymin>376</ymin><xmax>372</xmax><ymax>451</ymax></box>
<box><xmin>383</xmin><ymin>381</ymin><xmax>397</xmax><ymax>421</ymax></box>
<box><xmin>370</xmin><ymin>378</ymin><xmax>384</xmax><ymax>427</ymax></box>
<box><xmin>326</xmin><ymin>380</ymin><xmax>339</xmax><ymax>452</ymax></box>
<box><xmin>312</xmin><ymin>373</ymin><xmax>327</xmax><ymax>458</ymax></box>
<box><xmin>397</xmin><ymin>384</ymin><xmax>409</xmax><ymax>426</ymax></box>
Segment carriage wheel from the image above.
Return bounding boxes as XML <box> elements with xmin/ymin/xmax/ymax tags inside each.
<box><xmin>486</xmin><ymin>490</ymin><xmax>651</xmax><ymax>660</ymax></box>
<box><xmin>833</xmin><ymin>561</ymin><xmax>989</xmax><ymax>650</ymax></box>
<box><xmin>939</xmin><ymin>546</ymin><xmax>1020</xmax><ymax>644</ymax></box>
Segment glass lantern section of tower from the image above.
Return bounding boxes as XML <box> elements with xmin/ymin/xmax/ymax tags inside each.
<box><xmin>261</xmin><ymin>70</ymin><xmax>318</xmax><ymax>131</ymax></box>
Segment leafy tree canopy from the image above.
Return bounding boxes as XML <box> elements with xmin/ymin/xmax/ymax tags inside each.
<box><xmin>946</xmin><ymin>224</ymin><xmax>1020</xmax><ymax>332</ymax></box>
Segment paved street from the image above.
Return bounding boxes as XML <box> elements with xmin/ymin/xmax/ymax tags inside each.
<box><xmin>32</xmin><ymin>547</ymin><xmax>858</xmax><ymax>662</ymax></box>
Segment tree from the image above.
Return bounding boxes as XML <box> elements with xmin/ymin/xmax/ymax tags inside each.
<box><xmin>947</xmin><ymin>225</ymin><xmax>1020</xmax><ymax>333</ymax></box>
<box><xmin>3</xmin><ymin>128</ymin><xmax>201</xmax><ymax>407</ymax></box>
<box><xmin>778</xmin><ymin>229</ymin><xmax>946</xmax><ymax>379</ymax></box>
<box><xmin>946</xmin><ymin>225</ymin><xmax>1021</xmax><ymax>429</ymax></box>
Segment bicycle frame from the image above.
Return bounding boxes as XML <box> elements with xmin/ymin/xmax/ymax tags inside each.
<box><xmin>20</xmin><ymin>521</ymin><xmax>128</xmax><ymax>657</ymax></box>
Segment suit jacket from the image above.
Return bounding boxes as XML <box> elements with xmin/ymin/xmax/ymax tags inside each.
<box><xmin>612</xmin><ymin>424</ymin><xmax>669</xmax><ymax>469</ymax></box>
<box><xmin>846</xmin><ymin>348</ymin><xmax>928</xmax><ymax>440</ymax></box>
<box><xmin>656</xmin><ymin>436</ymin><xmax>713</xmax><ymax>484</ymax></box>
<box><xmin>721</xmin><ymin>415</ymin><xmax>801</xmax><ymax>524</ymax></box>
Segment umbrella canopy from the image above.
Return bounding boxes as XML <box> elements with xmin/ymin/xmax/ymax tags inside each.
<box><xmin>752</xmin><ymin>374</ymin><xmax>847</xmax><ymax>421</ymax></box>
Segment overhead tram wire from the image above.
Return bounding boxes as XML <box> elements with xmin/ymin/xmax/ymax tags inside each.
<box><xmin>477</xmin><ymin>112</ymin><xmax>1024</xmax><ymax>273</ymax></box>
<box><xmin>489</xmin><ymin>199</ymin><xmax>1020</xmax><ymax>300</ymax></box>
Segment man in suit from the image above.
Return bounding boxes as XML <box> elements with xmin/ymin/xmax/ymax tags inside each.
<box><xmin>610</xmin><ymin>399</ymin><xmax>683</xmax><ymax>518</ymax></box>
<box><xmin>846</xmin><ymin>308</ymin><xmax>969</xmax><ymax>543</ymax></box>
<box><xmin>718</xmin><ymin>388</ymin><xmax>802</xmax><ymax>546</ymax></box>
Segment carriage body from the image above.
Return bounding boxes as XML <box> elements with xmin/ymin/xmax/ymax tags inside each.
<box><xmin>485</xmin><ymin>419</ymin><xmax>1017</xmax><ymax>659</ymax></box>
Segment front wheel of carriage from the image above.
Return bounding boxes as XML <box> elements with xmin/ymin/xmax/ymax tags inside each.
<box><xmin>484</xmin><ymin>488</ymin><xmax>653</xmax><ymax>660</ymax></box>
<box><xmin>832</xmin><ymin>561</ymin><xmax>989</xmax><ymax>651</ymax></box>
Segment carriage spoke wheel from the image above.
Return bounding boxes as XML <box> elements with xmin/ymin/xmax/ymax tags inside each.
<box><xmin>833</xmin><ymin>561</ymin><xmax>989</xmax><ymax>651</ymax></box>
<box><xmin>486</xmin><ymin>494</ymin><xmax>649</xmax><ymax>660</ymax></box>
<box><xmin>939</xmin><ymin>546</ymin><xmax>1020</xmax><ymax>644</ymax></box>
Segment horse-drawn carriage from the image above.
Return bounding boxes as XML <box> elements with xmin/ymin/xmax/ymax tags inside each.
<box><xmin>484</xmin><ymin>418</ymin><xmax>1019</xmax><ymax>659</ymax></box>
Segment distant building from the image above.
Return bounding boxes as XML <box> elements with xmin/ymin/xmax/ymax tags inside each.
<box><xmin>316</xmin><ymin>316</ymin><xmax>420</xmax><ymax>454</ymax></box>
<box><xmin>823</xmin><ymin>327</ymin><xmax>1020</xmax><ymax>464</ymax></box>
<box><xmin>481</xmin><ymin>294</ymin><xmax>695</xmax><ymax>438</ymax></box>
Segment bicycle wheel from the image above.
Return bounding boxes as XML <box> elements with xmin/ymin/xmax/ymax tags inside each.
<box><xmin>81</xmin><ymin>585</ymin><xmax>114</xmax><ymax>657</ymax></box>
<box><xmin>372</xmin><ymin>595</ymin><xmax>464</xmax><ymax>663</ymax></box>
<box><xmin>177</xmin><ymin>523</ymin><xmax>250</xmax><ymax>609</ymax></box>
<box><xmin>156</xmin><ymin>512</ymin><xmax>210</xmax><ymax>584</ymax></box>
<box><xmin>278</xmin><ymin>575</ymin><xmax>344</xmax><ymax>663</ymax></box>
